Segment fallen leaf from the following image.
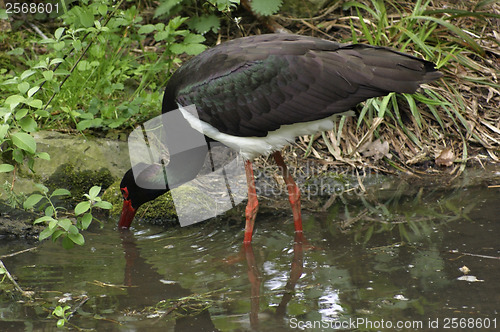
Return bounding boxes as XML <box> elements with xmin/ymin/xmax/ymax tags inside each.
<box><xmin>360</xmin><ymin>139</ymin><xmax>390</xmax><ymax>161</ymax></box>
<box><xmin>436</xmin><ymin>147</ymin><xmax>455</xmax><ymax>167</ymax></box>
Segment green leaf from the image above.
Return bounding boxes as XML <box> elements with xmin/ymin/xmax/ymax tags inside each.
<box><xmin>251</xmin><ymin>0</ymin><xmax>283</xmax><ymax>16</ymax></box>
<box><xmin>7</xmin><ymin>47</ymin><xmax>23</xmax><ymax>56</ymax></box>
<box><xmin>23</xmin><ymin>194</ymin><xmax>44</xmax><ymax>209</ymax></box>
<box><xmin>26</xmin><ymin>98</ymin><xmax>43</xmax><ymax>108</ymax></box>
<box><xmin>54</xmin><ymin>27</ymin><xmax>65</xmax><ymax>40</ymax></box>
<box><xmin>18</xmin><ymin>82</ymin><xmax>29</xmax><ymax>94</ymax></box>
<box><xmin>20</xmin><ymin>69</ymin><xmax>36</xmax><ymax>81</ymax></box>
<box><xmin>50</xmin><ymin>41</ymin><xmax>65</xmax><ymax>58</ymax></box>
<box><xmin>68</xmin><ymin>225</ymin><xmax>79</xmax><ymax>235</ymax></box>
<box><xmin>19</xmin><ymin>117</ymin><xmax>38</xmax><ymax>132</ymax></box>
<box><xmin>95</xmin><ymin>201</ymin><xmax>112</xmax><ymax>210</ymax></box>
<box><xmin>77</xmin><ymin>7</ymin><xmax>94</xmax><ymax>27</ymax></box>
<box><xmin>34</xmin><ymin>183</ymin><xmax>49</xmax><ymax>193</ymax></box>
<box><xmin>184</xmin><ymin>33</ymin><xmax>205</xmax><ymax>44</ymax></box>
<box><xmin>62</xmin><ymin>236</ymin><xmax>75</xmax><ymax>249</ymax></box>
<box><xmin>49</xmin><ymin>219</ymin><xmax>58</xmax><ymax>229</ymax></box>
<box><xmin>33</xmin><ymin>59</ymin><xmax>49</xmax><ymax>69</ymax></box>
<box><xmin>12</xmin><ymin>148</ymin><xmax>24</xmax><ymax>164</ymax></box>
<box><xmin>5</xmin><ymin>95</ymin><xmax>25</xmax><ymax>110</ymax></box>
<box><xmin>72</xmin><ymin>39</ymin><xmax>82</xmax><ymax>51</ymax></box>
<box><xmin>52</xmin><ymin>229</ymin><xmax>64</xmax><ymax>241</ymax></box>
<box><xmin>77</xmin><ymin>60</ymin><xmax>91</xmax><ymax>71</ymax></box>
<box><xmin>97</xmin><ymin>4</ymin><xmax>107</xmax><ymax>16</ymax></box>
<box><xmin>0</xmin><ymin>124</ymin><xmax>9</xmax><ymax>139</ymax></box>
<box><xmin>11</xmin><ymin>132</ymin><xmax>36</xmax><ymax>154</ymax></box>
<box><xmin>0</xmin><ymin>164</ymin><xmax>14</xmax><ymax>173</ymax></box>
<box><xmin>27</xmin><ymin>86</ymin><xmax>40</xmax><ymax>97</ymax></box>
<box><xmin>56</xmin><ymin>319</ymin><xmax>65</xmax><ymax>328</ymax></box>
<box><xmin>188</xmin><ymin>15</ymin><xmax>220</xmax><ymax>34</ymax></box>
<box><xmin>154</xmin><ymin>0</ymin><xmax>181</xmax><ymax>18</ymax></box>
<box><xmin>170</xmin><ymin>43</ymin><xmax>202</xmax><ymax>55</ymax></box>
<box><xmin>183</xmin><ymin>43</ymin><xmax>206</xmax><ymax>56</ymax></box>
<box><xmin>155</xmin><ymin>30</ymin><xmax>171</xmax><ymax>42</ymax></box>
<box><xmin>88</xmin><ymin>186</ymin><xmax>101</xmax><ymax>199</ymax></box>
<box><xmin>34</xmin><ymin>216</ymin><xmax>56</xmax><ymax>224</ymax></box>
<box><xmin>76</xmin><ymin>118</ymin><xmax>102</xmax><ymax>130</ymax></box>
<box><xmin>138</xmin><ymin>24</ymin><xmax>156</xmax><ymax>34</ymax></box>
<box><xmin>68</xmin><ymin>232</ymin><xmax>85</xmax><ymax>246</ymax></box>
<box><xmin>49</xmin><ymin>58</ymin><xmax>64</xmax><ymax>67</ymax></box>
<box><xmin>36</xmin><ymin>152</ymin><xmax>50</xmax><ymax>160</ymax></box>
<box><xmin>35</xmin><ymin>109</ymin><xmax>50</xmax><ymax>118</ymax></box>
<box><xmin>45</xmin><ymin>205</ymin><xmax>54</xmax><ymax>217</ymax></box>
<box><xmin>81</xmin><ymin>213</ymin><xmax>92</xmax><ymax>229</ymax></box>
<box><xmin>39</xmin><ymin>227</ymin><xmax>55</xmax><ymax>241</ymax></box>
<box><xmin>42</xmin><ymin>71</ymin><xmax>54</xmax><ymax>81</ymax></box>
<box><xmin>15</xmin><ymin>108</ymin><xmax>28</xmax><ymax>120</ymax></box>
<box><xmin>58</xmin><ymin>219</ymin><xmax>72</xmax><ymax>231</ymax></box>
<box><xmin>75</xmin><ymin>201</ymin><xmax>91</xmax><ymax>215</ymax></box>
<box><xmin>51</xmin><ymin>189</ymin><xmax>71</xmax><ymax>197</ymax></box>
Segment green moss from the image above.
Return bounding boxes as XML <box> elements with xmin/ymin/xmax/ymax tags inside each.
<box><xmin>135</xmin><ymin>191</ymin><xmax>178</xmax><ymax>227</ymax></box>
<box><xmin>45</xmin><ymin>163</ymin><xmax>115</xmax><ymax>201</ymax></box>
<box><xmin>170</xmin><ymin>185</ymin><xmax>216</xmax><ymax>216</ymax></box>
<box><xmin>103</xmin><ymin>182</ymin><xmax>220</xmax><ymax>228</ymax></box>
<box><xmin>101</xmin><ymin>180</ymin><xmax>123</xmax><ymax>216</ymax></box>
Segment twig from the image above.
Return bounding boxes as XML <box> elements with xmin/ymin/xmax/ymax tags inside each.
<box><xmin>10</xmin><ymin>164</ymin><xmax>16</xmax><ymax>191</ymax></box>
<box><xmin>67</xmin><ymin>295</ymin><xmax>89</xmax><ymax>321</ymax></box>
<box><xmin>449</xmin><ymin>250</ymin><xmax>500</xmax><ymax>260</ymax></box>
<box><xmin>0</xmin><ymin>259</ymin><xmax>26</xmax><ymax>295</ymax></box>
<box><xmin>26</xmin><ymin>21</ymin><xmax>48</xmax><ymax>39</ymax></box>
<box><xmin>0</xmin><ymin>246</ymin><xmax>37</xmax><ymax>259</ymax></box>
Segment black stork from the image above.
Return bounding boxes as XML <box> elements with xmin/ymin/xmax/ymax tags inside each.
<box><xmin>119</xmin><ymin>33</ymin><xmax>442</xmax><ymax>243</ymax></box>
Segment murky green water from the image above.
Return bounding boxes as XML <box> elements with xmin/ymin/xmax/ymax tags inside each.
<box><xmin>0</xmin><ymin>166</ymin><xmax>499</xmax><ymax>331</ymax></box>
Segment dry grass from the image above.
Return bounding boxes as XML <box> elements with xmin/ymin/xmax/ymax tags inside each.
<box><xmin>244</xmin><ymin>0</ymin><xmax>500</xmax><ymax>174</ymax></box>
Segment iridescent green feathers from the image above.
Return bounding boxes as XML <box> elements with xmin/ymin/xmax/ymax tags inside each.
<box><xmin>162</xmin><ymin>34</ymin><xmax>441</xmax><ymax>138</ymax></box>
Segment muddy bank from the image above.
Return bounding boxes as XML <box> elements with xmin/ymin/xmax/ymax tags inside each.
<box><xmin>0</xmin><ymin>202</ymin><xmax>44</xmax><ymax>239</ymax></box>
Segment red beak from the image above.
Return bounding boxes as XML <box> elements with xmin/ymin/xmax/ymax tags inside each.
<box><xmin>118</xmin><ymin>199</ymin><xmax>136</xmax><ymax>229</ymax></box>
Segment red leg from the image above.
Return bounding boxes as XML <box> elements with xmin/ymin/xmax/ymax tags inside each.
<box><xmin>273</xmin><ymin>151</ymin><xmax>303</xmax><ymax>233</ymax></box>
<box><xmin>244</xmin><ymin>160</ymin><xmax>259</xmax><ymax>243</ymax></box>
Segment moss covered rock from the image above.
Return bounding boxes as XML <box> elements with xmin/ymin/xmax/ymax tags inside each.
<box><xmin>45</xmin><ymin>163</ymin><xmax>115</xmax><ymax>200</ymax></box>
<box><xmin>103</xmin><ymin>179</ymin><xmax>177</xmax><ymax>227</ymax></box>
<box><xmin>102</xmin><ymin>180</ymin><xmax>220</xmax><ymax>228</ymax></box>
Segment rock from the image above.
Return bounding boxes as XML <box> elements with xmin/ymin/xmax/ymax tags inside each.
<box><xmin>0</xmin><ymin>202</ymin><xmax>44</xmax><ymax>238</ymax></box>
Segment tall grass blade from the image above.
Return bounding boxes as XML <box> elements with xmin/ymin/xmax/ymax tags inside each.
<box><xmin>412</xmin><ymin>16</ymin><xmax>485</xmax><ymax>55</ymax></box>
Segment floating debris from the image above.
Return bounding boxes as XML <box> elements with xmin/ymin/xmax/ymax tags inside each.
<box><xmin>457</xmin><ymin>275</ymin><xmax>484</xmax><ymax>282</ymax></box>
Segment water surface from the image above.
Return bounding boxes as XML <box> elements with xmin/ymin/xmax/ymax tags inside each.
<box><xmin>0</xmin><ymin>166</ymin><xmax>499</xmax><ymax>331</ymax></box>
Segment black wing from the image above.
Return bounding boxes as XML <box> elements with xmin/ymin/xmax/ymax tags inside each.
<box><xmin>163</xmin><ymin>34</ymin><xmax>441</xmax><ymax>137</ymax></box>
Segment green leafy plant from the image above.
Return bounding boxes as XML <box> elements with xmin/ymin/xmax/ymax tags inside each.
<box><xmin>250</xmin><ymin>0</ymin><xmax>283</xmax><ymax>16</ymax></box>
<box><xmin>52</xmin><ymin>305</ymin><xmax>71</xmax><ymax>328</ymax></box>
<box><xmin>74</xmin><ymin>185</ymin><xmax>112</xmax><ymax>231</ymax></box>
<box><xmin>23</xmin><ymin>185</ymin><xmax>112</xmax><ymax>249</ymax></box>
<box><xmin>0</xmin><ymin>0</ymin><xmax>218</xmax><ymax>193</ymax></box>
<box><xmin>1</xmin><ymin>181</ymin><xmax>27</xmax><ymax>209</ymax></box>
